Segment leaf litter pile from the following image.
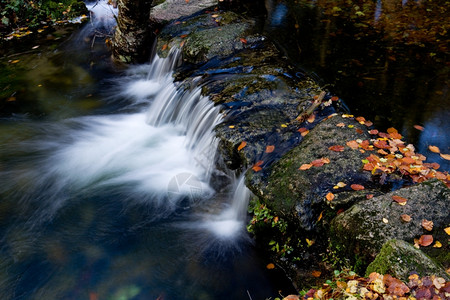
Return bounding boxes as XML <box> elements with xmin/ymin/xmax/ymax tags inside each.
<box><xmin>279</xmin><ymin>271</ymin><xmax>449</xmax><ymax>300</ymax></box>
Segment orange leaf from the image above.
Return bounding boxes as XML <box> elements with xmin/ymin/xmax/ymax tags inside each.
<box><xmin>350</xmin><ymin>184</ymin><xmax>365</xmax><ymax>191</ymax></box>
<box><xmin>336</xmin><ymin>122</ymin><xmax>345</xmax><ymax>128</ymax></box>
<box><xmin>252</xmin><ymin>166</ymin><xmax>262</xmax><ymax>172</ymax></box>
<box><xmin>331</xmin><ymin>96</ymin><xmax>339</xmax><ymax>101</ymax></box>
<box><xmin>311</xmin><ymin>270</ymin><xmax>322</xmax><ymax>278</ymax></box>
<box><xmin>387</xmin><ymin>127</ymin><xmax>398</xmax><ymax>134</ymax></box>
<box><xmin>346</xmin><ymin>140</ymin><xmax>359</xmax><ymax>150</ymax></box>
<box><xmin>301</xmin><ymin>130</ymin><xmax>309</xmax><ymax>137</ymax></box>
<box><xmin>369</xmin><ymin>129</ymin><xmax>379</xmax><ymax>135</ymax></box>
<box><xmin>418</xmin><ymin>235</ymin><xmax>433</xmax><ymax>247</ymax></box>
<box><xmin>421</xmin><ymin>219</ymin><xmax>433</xmax><ymax>231</ymax></box>
<box><xmin>240</xmin><ymin>38</ymin><xmax>247</xmax><ymax>44</ymax></box>
<box><xmin>266</xmin><ymin>263</ymin><xmax>275</xmax><ymax>269</ymax></box>
<box><xmin>180</xmin><ymin>34</ymin><xmax>188</xmax><ymax>38</ymax></box>
<box><xmin>413</xmin><ymin>125</ymin><xmax>424</xmax><ymax>131</ymax></box>
<box><xmin>401</xmin><ymin>214</ymin><xmax>411</xmax><ymax>222</ymax></box>
<box><xmin>440</xmin><ymin>153</ymin><xmax>450</xmax><ymax>160</ymax></box>
<box><xmin>326</xmin><ymin>192</ymin><xmax>335</xmax><ymax>201</ymax></box>
<box><xmin>428</xmin><ymin>145</ymin><xmax>440</xmax><ymax>153</ymax></box>
<box><xmin>161</xmin><ymin>44</ymin><xmax>168</xmax><ymax>51</ymax></box>
<box><xmin>297</xmin><ymin>127</ymin><xmax>308</xmax><ymax>133</ymax></box>
<box><xmin>392</xmin><ymin>195</ymin><xmax>407</xmax><ymax>205</ymax></box>
<box><xmin>265</xmin><ymin>145</ymin><xmax>275</xmax><ymax>153</ymax></box>
<box><xmin>307</xmin><ymin>114</ymin><xmax>316</xmax><ymax>123</ymax></box>
<box><xmin>237</xmin><ymin>141</ymin><xmax>247</xmax><ymax>151</ymax></box>
<box><xmin>299</xmin><ymin>164</ymin><xmax>312</xmax><ymax>170</ymax></box>
<box><xmin>311</xmin><ymin>159</ymin><xmax>325</xmax><ymax>167</ymax></box>
<box><xmin>329</xmin><ymin>145</ymin><xmax>345</xmax><ymax>152</ymax></box>
<box><xmin>366</xmin><ymin>194</ymin><xmax>374</xmax><ymax>199</ymax></box>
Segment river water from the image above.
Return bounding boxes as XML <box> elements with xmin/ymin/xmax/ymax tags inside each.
<box><xmin>0</xmin><ymin>2</ymin><xmax>294</xmax><ymax>299</ymax></box>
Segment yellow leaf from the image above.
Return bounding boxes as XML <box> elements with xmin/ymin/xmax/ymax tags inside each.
<box><xmin>433</xmin><ymin>241</ymin><xmax>442</xmax><ymax>248</ymax></box>
<box><xmin>228</xmin><ymin>125</ymin><xmax>235</xmax><ymax>129</ymax></box>
<box><xmin>336</xmin><ymin>182</ymin><xmax>346</xmax><ymax>188</ymax></box>
<box><xmin>281</xmin><ymin>124</ymin><xmax>288</xmax><ymax>128</ymax></box>
<box><xmin>11</xmin><ymin>60</ymin><xmax>20</xmax><ymax>64</ymax></box>
<box><xmin>444</xmin><ymin>227</ymin><xmax>450</xmax><ymax>235</ymax></box>
<box><xmin>306</xmin><ymin>238</ymin><xmax>315</xmax><ymax>246</ymax></box>
<box><xmin>237</xmin><ymin>141</ymin><xmax>247</xmax><ymax>151</ymax></box>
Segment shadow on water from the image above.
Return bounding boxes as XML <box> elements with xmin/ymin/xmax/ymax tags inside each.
<box><xmin>263</xmin><ymin>0</ymin><xmax>450</xmax><ymax>171</ymax></box>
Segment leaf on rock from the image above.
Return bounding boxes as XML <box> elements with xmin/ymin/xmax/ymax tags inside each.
<box><xmin>336</xmin><ymin>122</ymin><xmax>346</xmax><ymax>128</ymax></box>
<box><xmin>392</xmin><ymin>195</ymin><xmax>407</xmax><ymax>205</ymax></box>
<box><xmin>421</xmin><ymin>219</ymin><xmax>433</xmax><ymax>231</ymax></box>
<box><xmin>299</xmin><ymin>164</ymin><xmax>312</xmax><ymax>170</ymax></box>
<box><xmin>237</xmin><ymin>141</ymin><xmax>247</xmax><ymax>151</ymax></box>
<box><xmin>418</xmin><ymin>235</ymin><xmax>433</xmax><ymax>247</ymax></box>
<box><xmin>346</xmin><ymin>140</ymin><xmax>359</xmax><ymax>149</ymax></box>
<box><xmin>350</xmin><ymin>184</ymin><xmax>365</xmax><ymax>191</ymax></box>
<box><xmin>329</xmin><ymin>145</ymin><xmax>345</xmax><ymax>152</ymax></box>
<box><xmin>311</xmin><ymin>270</ymin><xmax>322</xmax><ymax>278</ymax></box>
<box><xmin>326</xmin><ymin>192</ymin><xmax>335</xmax><ymax>201</ymax></box>
<box><xmin>401</xmin><ymin>214</ymin><xmax>411</xmax><ymax>222</ymax></box>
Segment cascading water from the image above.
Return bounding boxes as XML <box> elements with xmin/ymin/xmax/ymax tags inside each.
<box><xmin>0</xmin><ymin>2</ymin><xmax>285</xmax><ymax>299</ymax></box>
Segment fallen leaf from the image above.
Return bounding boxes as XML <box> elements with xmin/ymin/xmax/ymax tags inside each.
<box><xmin>440</xmin><ymin>153</ymin><xmax>450</xmax><ymax>160</ymax></box>
<box><xmin>366</xmin><ymin>194</ymin><xmax>374</xmax><ymax>199</ymax></box>
<box><xmin>433</xmin><ymin>241</ymin><xmax>442</xmax><ymax>248</ymax></box>
<box><xmin>180</xmin><ymin>34</ymin><xmax>188</xmax><ymax>38</ymax></box>
<box><xmin>392</xmin><ymin>195</ymin><xmax>407</xmax><ymax>205</ymax></box>
<box><xmin>331</xmin><ymin>96</ymin><xmax>339</xmax><ymax>101</ymax></box>
<box><xmin>252</xmin><ymin>166</ymin><xmax>262</xmax><ymax>172</ymax></box>
<box><xmin>428</xmin><ymin>145</ymin><xmax>440</xmax><ymax>153</ymax></box>
<box><xmin>350</xmin><ymin>184</ymin><xmax>365</xmax><ymax>191</ymax></box>
<box><xmin>211</xmin><ymin>14</ymin><xmax>219</xmax><ymax>18</ymax></box>
<box><xmin>401</xmin><ymin>214</ymin><xmax>411</xmax><ymax>222</ymax></box>
<box><xmin>300</xmin><ymin>130</ymin><xmax>309</xmax><ymax>137</ymax></box>
<box><xmin>414</xmin><ymin>125</ymin><xmax>424</xmax><ymax>131</ymax></box>
<box><xmin>418</xmin><ymin>235</ymin><xmax>433</xmax><ymax>246</ymax></box>
<box><xmin>317</xmin><ymin>211</ymin><xmax>324</xmax><ymax>222</ymax></box>
<box><xmin>297</xmin><ymin>127</ymin><xmax>308</xmax><ymax>133</ymax></box>
<box><xmin>305</xmin><ymin>238</ymin><xmax>315</xmax><ymax>246</ymax></box>
<box><xmin>326</xmin><ymin>192</ymin><xmax>335</xmax><ymax>201</ymax></box>
<box><xmin>329</xmin><ymin>145</ymin><xmax>345</xmax><ymax>152</ymax></box>
<box><xmin>444</xmin><ymin>227</ymin><xmax>450</xmax><ymax>235</ymax></box>
<box><xmin>307</xmin><ymin>114</ymin><xmax>316</xmax><ymax>123</ymax></box>
<box><xmin>311</xmin><ymin>159</ymin><xmax>325</xmax><ymax>167</ymax></box>
<box><xmin>265</xmin><ymin>145</ymin><xmax>275</xmax><ymax>153</ymax></box>
<box><xmin>336</xmin><ymin>122</ymin><xmax>346</xmax><ymax>128</ymax></box>
<box><xmin>311</xmin><ymin>270</ymin><xmax>322</xmax><ymax>277</ymax></box>
<box><xmin>382</xmin><ymin>218</ymin><xmax>389</xmax><ymax>224</ymax></box>
<box><xmin>299</xmin><ymin>163</ymin><xmax>312</xmax><ymax>170</ymax></box>
<box><xmin>282</xmin><ymin>295</ymin><xmax>299</xmax><ymax>300</ymax></box>
<box><xmin>228</xmin><ymin>125</ymin><xmax>235</xmax><ymax>128</ymax></box>
<box><xmin>421</xmin><ymin>219</ymin><xmax>433</xmax><ymax>231</ymax></box>
<box><xmin>266</xmin><ymin>263</ymin><xmax>275</xmax><ymax>269</ymax></box>
<box><xmin>161</xmin><ymin>44</ymin><xmax>168</xmax><ymax>51</ymax></box>
<box><xmin>336</xmin><ymin>182</ymin><xmax>347</xmax><ymax>188</ymax></box>
<box><xmin>346</xmin><ymin>140</ymin><xmax>359</xmax><ymax>149</ymax></box>
<box><xmin>237</xmin><ymin>141</ymin><xmax>247</xmax><ymax>151</ymax></box>
<box><xmin>281</xmin><ymin>124</ymin><xmax>288</xmax><ymax>128</ymax></box>
<box><xmin>239</xmin><ymin>38</ymin><xmax>247</xmax><ymax>44</ymax></box>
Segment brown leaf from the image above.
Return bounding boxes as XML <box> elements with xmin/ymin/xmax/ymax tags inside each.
<box><xmin>329</xmin><ymin>145</ymin><xmax>345</xmax><ymax>152</ymax></box>
<box><xmin>237</xmin><ymin>141</ymin><xmax>247</xmax><ymax>151</ymax></box>
<box><xmin>421</xmin><ymin>219</ymin><xmax>433</xmax><ymax>231</ymax></box>
<box><xmin>326</xmin><ymin>192</ymin><xmax>335</xmax><ymax>201</ymax></box>
<box><xmin>350</xmin><ymin>184</ymin><xmax>365</xmax><ymax>191</ymax></box>
<box><xmin>265</xmin><ymin>145</ymin><xmax>275</xmax><ymax>153</ymax></box>
<box><xmin>299</xmin><ymin>164</ymin><xmax>312</xmax><ymax>170</ymax></box>
<box><xmin>392</xmin><ymin>195</ymin><xmax>407</xmax><ymax>205</ymax></box>
<box><xmin>401</xmin><ymin>214</ymin><xmax>411</xmax><ymax>222</ymax></box>
<box><xmin>428</xmin><ymin>145</ymin><xmax>440</xmax><ymax>153</ymax></box>
<box><xmin>418</xmin><ymin>235</ymin><xmax>433</xmax><ymax>247</ymax></box>
<box><xmin>311</xmin><ymin>270</ymin><xmax>322</xmax><ymax>278</ymax></box>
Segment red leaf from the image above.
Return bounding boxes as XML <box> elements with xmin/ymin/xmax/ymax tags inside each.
<box><xmin>350</xmin><ymin>184</ymin><xmax>365</xmax><ymax>191</ymax></box>
<box><xmin>414</xmin><ymin>125</ymin><xmax>424</xmax><ymax>131</ymax></box>
<box><xmin>329</xmin><ymin>145</ymin><xmax>345</xmax><ymax>152</ymax></box>
<box><xmin>418</xmin><ymin>235</ymin><xmax>433</xmax><ymax>246</ymax></box>
<box><xmin>240</xmin><ymin>38</ymin><xmax>248</xmax><ymax>44</ymax></box>
<box><xmin>392</xmin><ymin>195</ymin><xmax>407</xmax><ymax>204</ymax></box>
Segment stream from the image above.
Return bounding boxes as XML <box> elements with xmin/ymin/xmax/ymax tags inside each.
<box><xmin>0</xmin><ymin>2</ymin><xmax>293</xmax><ymax>299</ymax></box>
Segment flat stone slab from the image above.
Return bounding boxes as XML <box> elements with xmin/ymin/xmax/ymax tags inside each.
<box><xmin>151</xmin><ymin>0</ymin><xmax>218</xmax><ymax>23</ymax></box>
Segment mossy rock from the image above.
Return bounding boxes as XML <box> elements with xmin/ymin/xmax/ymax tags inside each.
<box><xmin>330</xmin><ymin>179</ymin><xmax>450</xmax><ymax>270</ymax></box>
<box><xmin>247</xmin><ymin>115</ymin><xmax>378</xmax><ymax>231</ymax></box>
<box><xmin>365</xmin><ymin>239</ymin><xmax>449</xmax><ymax>281</ymax></box>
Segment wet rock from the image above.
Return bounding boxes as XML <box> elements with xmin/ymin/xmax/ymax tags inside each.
<box><xmin>330</xmin><ymin>179</ymin><xmax>450</xmax><ymax>270</ymax></box>
<box><xmin>150</xmin><ymin>0</ymin><xmax>218</xmax><ymax>23</ymax></box>
<box><xmin>365</xmin><ymin>239</ymin><xmax>449</xmax><ymax>281</ymax></box>
<box><xmin>247</xmin><ymin>115</ymin><xmax>376</xmax><ymax>231</ymax></box>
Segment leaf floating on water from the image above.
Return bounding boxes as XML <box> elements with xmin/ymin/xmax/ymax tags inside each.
<box><xmin>421</xmin><ymin>219</ymin><xmax>433</xmax><ymax>231</ymax></box>
<box><xmin>400</xmin><ymin>214</ymin><xmax>411</xmax><ymax>222</ymax></box>
<box><xmin>265</xmin><ymin>145</ymin><xmax>275</xmax><ymax>153</ymax></box>
<box><xmin>428</xmin><ymin>145</ymin><xmax>440</xmax><ymax>153</ymax></box>
<box><xmin>266</xmin><ymin>263</ymin><xmax>275</xmax><ymax>269</ymax></box>
<box><xmin>439</xmin><ymin>153</ymin><xmax>450</xmax><ymax>160</ymax></box>
<box><xmin>392</xmin><ymin>195</ymin><xmax>407</xmax><ymax>205</ymax></box>
<box><xmin>418</xmin><ymin>234</ymin><xmax>433</xmax><ymax>247</ymax></box>
<box><xmin>252</xmin><ymin>160</ymin><xmax>264</xmax><ymax>172</ymax></box>
<box><xmin>329</xmin><ymin>145</ymin><xmax>345</xmax><ymax>152</ymax></box>
<box><xmin>326</xmin><ymin>192</ymin><xmax>335</xmax><ymax>201</ymax></box>
<box><xmin>299</xmin><ymin>163</ymin><xmax>312</xmax><ymax>170</ymax></box>
<box><xmin>307</xmin><ymin>114</ymin><xmax>315</xmax><ymax>123</ymax></box>
<box><xmin>414</xmin><ymin>125</ymin><xmax>424</xmax><ymax>131</ymax></box>
<box><xmin>350</xmin><ymin>184</ymin><xmax>365</xmax><ymax>191</ymax></box>
<box><xmin>237</xmin><ymin>141</ymin><xmax>247</xmax><ymax>151</ymax></box>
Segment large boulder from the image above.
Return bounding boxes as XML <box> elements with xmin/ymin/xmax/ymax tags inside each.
<box><xmin>365</xmin><ymin>239</ymin><xmax>449</xmax><ymax>281</ymax></box>
<box><xmin>330</xmin><ymin>179</ymin><xmax>450</xmax><ymax>270</ymax></box>
<box><xmin>150</xmin><ymin>0</ymin><xmax>218</xmax><ymax>23</ymax></box>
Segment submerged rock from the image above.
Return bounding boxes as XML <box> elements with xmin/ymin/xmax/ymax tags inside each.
<box><xmin>365</xmin><ymin>239</ymin><xmax>449</xmax><ymax>281</ymax></box>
